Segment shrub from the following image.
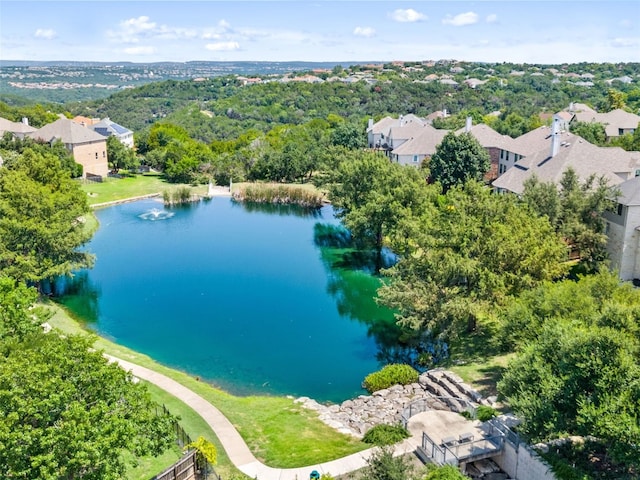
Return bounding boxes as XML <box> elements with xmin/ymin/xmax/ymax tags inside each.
<box><xmin>476</xmin><ymin>405</ymin><xmax>498</xmax><ymax>422</ymax></box>
<box><xmin>363</xmin><ymin>424</ymin><xmax>410</xmax><ymax>446</ymax></box>
<box><xmin>362</xmin><ymin>364</ymin><xmax>419</xmax><ymax>393</ymax></box>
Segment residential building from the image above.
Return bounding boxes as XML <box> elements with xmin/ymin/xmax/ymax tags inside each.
<box><xmin>27</xmin><ymin>117</ymin><xmax>108</xmax><ymax>178</ymax></box>
<box><xmin>366</xmin><ymin>114</ymin><xmax>425</xmax><ymax>150</ymax></box>
<box><xmin>573</xmin><ymin>108</ymin><xmax>640</xmax><ymax>139</ymax></box>
<box><xmin>493</xmin><ymin>121</ymin><xmax>640</xmax><ymax>195</ymax></box>
<box><xmin>604</xmin><ymin>175</ymin><xmax>640</xmax><ymax>281</ymax></box>
<box><xmin>456</xmin><ymin>118</ymin><xmax>517</xmax><ymax>181</ymax></box>
<box><xmin>0</xmin><ymin>116</ymin><xmax>37</xmax><ymax>139</ymax></box>
<box><xmin>91</xmin><ymin>117</ymin><xmax>135</xmax><ymax>148</ymax></box>
<box><xmin>390</xmin><ymin>125</ymin><xmax>448</xmax><ymax>167</ymax></box>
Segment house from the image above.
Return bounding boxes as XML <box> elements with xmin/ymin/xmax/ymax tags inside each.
<box><xmin>27</xmin><ymin>117</ymin><xmax>108</xmax><ymax>178</ymax></box>
<box><xmin>366</xmin><ymin>114</ymin><xmax>426</xmax><ymax>150</ymax></box>
<box><xmin>91</xmin><ymin>117</ymin><xmax>135</xmax><ymax>148</ymax></box>
<box><xmin>572</xmin><ymin>108</ymin><xmax>640</xmax><ymax>140</ymax></box>
<box><xmin>390</xmin><ymin>125</ymin><xmax>449</xmax><ymax>167</ymax></box>
<box><xmin>604</xmin><ymin>175</ymin><xmax>640</xmax><ymax>281</ymax></box>
<box><xmin>71</xmin><ymin>115</ymin><xmax>100</xmax><ymax>127</ymax></box>
<box><xmin>384</xmin><ymin>121</ymin><xmax>429</xmax><ymax>154</ymax></box>
<box><xmin>498</xmin><ymin>121</ymin><xmax>571</xmax><ymax>176</ymax></box>
<box><xmin>0</xmin><ymin>116</ymin><xmax>37</xmax><ymax>139</ymax></box>
<box><xmin>455</xmin><ymin>118</ymin><xmax>518</xmax><ymax>181</ymax></box>
<box><xmin>493</xmin><ymin>120</ymin><xmax>640</xmax><ymax>195</ymax></box>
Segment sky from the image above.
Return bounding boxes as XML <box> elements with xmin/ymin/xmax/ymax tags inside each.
<box><xmin>1</xmin><ymin>1</ymin><xmax>639</xmax><ymax>64</ymax></box>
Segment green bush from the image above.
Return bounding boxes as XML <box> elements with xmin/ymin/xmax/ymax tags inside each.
<box><xmin>363</xmin><ymin>424</ymin><xmax>410</xmax><ymax>446</ymax></box>
<box><xmin>476</xmin><ymin>405</ymin><xmax>498</xmax><ymax>422</ymax></box>
<box><xmin>362</xmin><ymin>364</ymin><xmax>419</xmax><ymax>393</ymax></box>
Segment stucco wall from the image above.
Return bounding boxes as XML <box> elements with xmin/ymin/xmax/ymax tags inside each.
<box><xmin>606</xmin><ymin>204</ymin><xmax>640</xmax><ymax>281</ymax></box>
<box><xmin>493</xmin><ymin>441</ymin><xmax>556</xmax><ymax>480</ymax></box>
<box><xmin>72</xmin><ymin>140</ymin><xmax>108</xmax><ymax>178</ymax></box>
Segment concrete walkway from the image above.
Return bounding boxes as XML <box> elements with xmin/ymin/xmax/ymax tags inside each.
<box><xmin>107</xmin><ymin>356</ymin><xmax>420</xmax><ymax>480</ymax></box>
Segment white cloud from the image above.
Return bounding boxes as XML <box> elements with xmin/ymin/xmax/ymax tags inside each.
<box><xmin>390</xmin><ymin>9</ymin><xmax>426</xmax><ymax>23</ymax></box>
<box><xmin>486</xmin><ymin>14</ymin><xmax>498</xmax><ymax>24</ymax></box>
<box><xmin>108</xmin><ymin>16</ymin><xmax>197</xmax><ymax>44</ymax></box>
<box><xmin>611</xmin><ymin>37</ymin><xmax>638</xmax><ymax>48</ymax></box>
<box><xmin>123</xmin><ymin>46</ymin><xmax>156</xmax><ymax>55</ymax></box>
<box><xmin>353</xmin><ymin>26</ymin><xmax>375</xmax><ymax>38</ymax></box>
<box><xmin>205</xmin><ymin>41</ymin><xmax>240</xmax><ymax>51</ymax></box>
<box><xmin>442</xmin><ymin>12</ymin><xmax>479</xmax><ymax>27</ymax></box>
<box><xmin>34</xmin><ymin>28</ymin><xmax>56</xmax><ymax>40</ymax></box>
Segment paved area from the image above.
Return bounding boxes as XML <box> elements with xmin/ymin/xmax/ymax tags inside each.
<box><xmin>107</xmin><ymin>355</ymin><xmax>419</xmax><ymax>480</ymax></box>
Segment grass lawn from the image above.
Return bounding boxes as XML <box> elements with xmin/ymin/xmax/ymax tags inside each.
<box><xmin>447</xmin><ymin>353</ymin><xmax>514</xmax><ymax>399</ymax></box>
<box><xmin>45</xmin><ymin>300</ymin><xmax>368</xmax><ymax>474</ymax></box>
<box><xmin>80</xmin><ymin>172</ymin><xmax>208</xmax><ymax>206</ymax></box>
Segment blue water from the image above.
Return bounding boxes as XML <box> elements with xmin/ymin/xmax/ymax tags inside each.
<box><xmin>59</xmin><ymin>197</ymin><xmax>401</xmax><ymax>403</ymax></box>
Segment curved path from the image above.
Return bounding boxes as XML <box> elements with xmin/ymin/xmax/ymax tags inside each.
<box><xmin>107</xmin><ymin>355</ymin><xmax>420</xmax><ymax>480</ymax></box>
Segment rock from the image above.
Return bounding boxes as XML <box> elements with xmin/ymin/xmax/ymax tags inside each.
<box><xmin>534</xmin><ymin>443</ymin><xmax>549</xmax><ymax>454</ymax></box>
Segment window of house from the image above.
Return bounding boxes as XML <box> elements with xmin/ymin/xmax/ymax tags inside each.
<box><xmin>103</xmin><ymin>151</ymin><xmax>106</xmax><ymax>158</ymax></box>
<box><xmin>413</xmin><ymin>155</ymin><xmax>419</xmax><ymax>163</ymax></box>
<box><xmin>619</xmin><ymin>128</ymin><xmax>624</xmax><ymax>136</ymax></box>
<box><xmin>635</xmin><ymin>169</ymin><xmax>640</xmax><ymax>177</ymax></box>
<box><xmin>95</xmin><ymin>152</ymin><xmax>98</xmax><ymax>159</ymax></box>
<box><xmin>617</xmin><ymin>203</ymin><xmax>624</xmax><ymax>216</ymax></box>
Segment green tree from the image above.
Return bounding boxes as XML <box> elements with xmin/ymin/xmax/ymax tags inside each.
<box><xmin>424</xmin><ymin>464</ymin><xmax>468</xmax><ymax>480</ymax></box>
<box><xmin>0</xmin><ymin>148</ymin><xmax>94</xmax><ymax>288</ymax></box>
<box><xmin>360</xmin><ymin>446</ymin><xmax>416</xmax><ymax>480</ymax></box>
<box><xmin>106</xmin><ymin>135</ymin><xmax>139</xmax><ymax>173</ymax></box>
<box><xmin>0</xmin><ymin>332</ymin><xmax>176</xmax><ymax>479</ymax></box>
<box><xmin>607</xmin><ymin>89</ymin><xmax>626</xmax><ymax>111</ymax></box>
<box><xmin>379</xmin><ymin>182</ymin><xmax>568</xmax><ymax>340</ymax></box>
<box><xmin>569</xmin><ymin>121</ymin><xmax>607</xmax><ymax>145</ymax></box>
<box><xmin>330</xmin><ymin>121</ymin><xmax>366</xmax><ymax>149</ymax></box>
<box><xmin>498</xmin><ymin>323</ymin><xmax>640</xmax><ymax>469</ymax></box>
<box><xmin>522</xmin><ymin>169</ymin><xmax>615</xmax><ymax>272</ymax></box>
<box><xmin>428</xmin><ymin>132</ymin><xmax>490</xmax><ymax>193</ymax></box>
<box><xmin>326</xmin><ymin>152</ymin><xmax>435</xmax><ymax>270</ymax></box>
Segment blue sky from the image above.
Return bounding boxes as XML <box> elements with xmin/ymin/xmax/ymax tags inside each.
<box><xmin>1</xmin><ymin>1</ymin><xmax>638</xmax><ymax>64</ymax></box>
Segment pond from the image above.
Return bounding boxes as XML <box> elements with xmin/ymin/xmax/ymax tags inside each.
<box><xmin>58</xmin><ymin>197</ymin><xmax>408</xmax><ymax>403</ymax></box>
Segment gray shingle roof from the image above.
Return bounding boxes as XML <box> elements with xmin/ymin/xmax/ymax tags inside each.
<box><xmin>493</xmin><ymin>135</ymin><xmax>640</xmax><ymax>194</ymax></box>
<box><xmin>391</xmin><ymin>126</ymin><xmax>449</xmax><ymax>156</ymax></box>
<box><xmin>0</xmin><ymin>117</ymin><xmax>37</xmax><ymax>135</ymax></box>
<box><xmin>510</xmin><ymin>126</ymin><xmax>565</xmax><ymax>156</ymax></box>
<box><xmin>27</xmin><ymin>117</ymin><xmax>106</xmax><ymax>144</ymax></box>
<box><xmin>455</xmin><ymin>124</ymin><xmax>516</xmax><ymax>150</ymax></box>
<box><xmin>572</xmin><ymin>109</ymin><xmax>640</xmax><ymax>137</ymax></box>
<box><xmin>616</xmin><ymin>175</ymin><xmax>640</xmax><ymax>207</ymax></box>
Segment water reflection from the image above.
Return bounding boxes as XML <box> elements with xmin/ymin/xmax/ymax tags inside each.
<box><xmin>314</xmin><ymin>222</ymin><xmax>448</xmax><ymax>370</ymax></box>
<box><xmin>51</xmin><ymin>272</ymin><xmax>101</xmax><ymax>324</ymax></box>
<box><xmin>232</xmin><ymin>200</ymin><xmax>323</xmax><ymax>218</ymax></box>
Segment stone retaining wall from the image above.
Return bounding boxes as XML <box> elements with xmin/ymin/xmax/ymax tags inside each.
<box><xmin>295</xmin><ymin>368</ymin><xmax>487</xmax><ymax>437</ymax></box>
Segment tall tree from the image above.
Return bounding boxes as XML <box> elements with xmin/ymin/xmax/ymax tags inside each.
<box><xmin>326</xmin><ymin>152</ymin><xmax>435</xmax><ymax>270</ymax></box>
<box><xmin>106</xmin><ymin>135</ymin><xmax>139</xmax><ymax>173</ymax></box>
<box><xmin>428</xmin><ymin>132</ymin><xmax>490</xmax><ymax>193</ymax></box>
<box><xmin>379</xmin><ymin>182</ymin><xmax>568</xmax><ymax>340</ymax></box>
<box><xmin>0</xmin><ymin>148</ymin><xmax>94</xmax><ymax>288</ymax></box>
<box><xmin>522</xmin><ymin>168</ymin><xmax>615</xmax><ymax>272</ymax></box>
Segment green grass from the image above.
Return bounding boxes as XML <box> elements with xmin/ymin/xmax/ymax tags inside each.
<box><xmin>44</xmin><ymin>299</ymin><xmax>368</xmax><ymax>471</ymax></box>
<box><xmin>81</xmin><ymin>172</ymin><xmax>208</xmax><ymax>206</ymax></box>
<box><xmin>447</xmin><ymin>353</ymin><xmax>514</xmax><ymax>399</ymax></box>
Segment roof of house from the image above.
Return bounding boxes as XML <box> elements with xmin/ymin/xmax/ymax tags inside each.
<box><xmin>27</xmin><ymin>117</ymin><xmax>106</xmax><ymax>144</ymax></box>
<box><xmin>92</xmin><ymin>117</ymin><xmax>133</xmax><ymax>137</ymax></box>
<box><xmin>616</xmin><ymin>175</ymin><xmax>640</xmax><ymax>207</ymax></box>
<box><xmin>71</xmin><ymin>115</ymin><xmax>100</xmax><ymax>126</ymax></box>
<box><xmin>455</xmin><ymin>123</ymin><xmax>516</xmax><ymax>150</ymax></box>
<box><xmin>493</xmin><ymin>135</ymin><xmax>640</xmax><ymax>194</ymax></box>
<box><xmin>573</xmin><ymin>108</ymin><xmax>640</xmax><ymax>137</ymax></box>
<box><xmin>0</xmin><ymin>117</ymin><xmax>37</xmax><ymax>135</ymax></box>
<box><xmin>391</xmin><ymin>125</ymin><xmax>449</xmax><ymax>156</ymax></box>
<box><xmin>568</xmin><ymin>102</ymin><xmax>596</xmax><ymax>113</ymax></box>
<box><xmin>367</xmin><ymin>114</ymin><xmax>425</xmax><ymax>134</ymax></box>
<box><xmin>386</xmin><ymin>122</ymin><xmax>429</xmax><ymax>142</ymax></box>
<box><xmin>510</xmin><ymin>125</ymin><xmax>568</xmax><ymax>156</ymax></box>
